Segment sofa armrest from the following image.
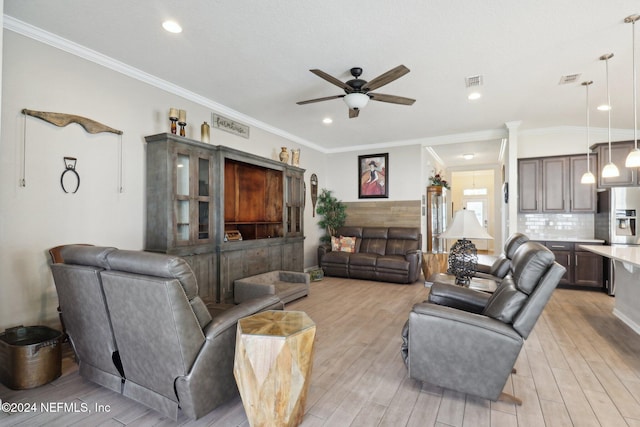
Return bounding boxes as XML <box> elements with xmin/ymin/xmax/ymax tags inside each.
<box><xmin>427</xmin><ymin>282</ymin><xmax>491</xmax><ymax>314</ymax></box>
<box><xmin>234</xmin><ymin>280</ymin><xmax>276</xmax><ymax>304</ymax></box>
<box><xmin>317</xmin><ymin>244</ymin><xmax>331</xmax><ymax>265</ymax></box>
<box><xmin>404</xmin><ymin>249</ymin><xmax>422</xmax><ymax>282</ymax></box>
<box><xmin>203</xmin><ymin>295</ymin><xmax>283</xmax><ymax>340</ymax></box>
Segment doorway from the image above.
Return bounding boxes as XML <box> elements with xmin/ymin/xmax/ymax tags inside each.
<box><xmin>463</xmin><ymin>198</ymin><xmax>489</xmax><ymax>251</ymax></box>
<box><xmin>450</xmin><ymin>169</ymin><xmax>496</xmax><ymax>254</ymax></box>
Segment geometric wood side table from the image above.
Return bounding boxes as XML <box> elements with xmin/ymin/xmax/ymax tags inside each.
<box><xmin>234</xmin><ymin>310</ymin><xmax>316</xmax><ymax>427</ymax></box>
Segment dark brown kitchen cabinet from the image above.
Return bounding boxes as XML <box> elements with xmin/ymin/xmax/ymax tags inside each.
<box><xmin>595</xmin><ymin>141</ymin><xmax>637</xmax><ymax>187</ymax></box>
<box><xmin>518</xmin><ymin>154</ymin><xmax>596</xmax><ymax>213</ymax></box>
<box><xmin>569</xmin><ymin>155</ymin><xmax>597</xmax><ymax>212</ymax></box>
<box><xmin>518</xmin><ymin>159</ymin><xmax>541</xmax><ymax>213</ymax></box>
<box><xmin>539</xmin><ymin>241</ymin><xmax>604</xmax><ymax>289</ymax></box>
<box><xmin>542</xmin><ymin>157</ymin><xmax>568</xmax><ymax>212</ymax></box>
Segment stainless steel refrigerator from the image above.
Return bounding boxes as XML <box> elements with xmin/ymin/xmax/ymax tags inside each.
<box><xmin>595</xmin><ymin>187</ymin><xmax>640</xmax><ymax>295</ymax></box>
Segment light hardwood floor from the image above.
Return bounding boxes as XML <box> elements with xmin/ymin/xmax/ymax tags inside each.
<box><xmin>1</xmin><ymin>277</ymin><xmax>640</xmax><ymax>426</ymax></box>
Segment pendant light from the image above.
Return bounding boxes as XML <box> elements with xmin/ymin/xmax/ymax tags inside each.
<box><xmin>581</xmin><ymin>81</ymin><xmax>596</xmax><ymax>184</ymax></box>
<box><xmin>625</xmin><ymin>14</ymin><xmax>640</xmax><ymax>167</ymax></box>
<box><xmin>600</xmin><ymin>53</ymin><xmax>620</xmax><ymax>178</ymax></box>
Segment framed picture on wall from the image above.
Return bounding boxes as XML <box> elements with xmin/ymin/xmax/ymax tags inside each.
<box><xmin>358</xmin><ymin>153</ymin><xmax>388</xmax><ymax>199</ymax></box>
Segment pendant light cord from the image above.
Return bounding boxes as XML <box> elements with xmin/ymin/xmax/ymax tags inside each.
<box><xmin>606</xmin><ymin>56</ymin><xmax>612</xmax><ymax>163</ymax></box>
<box><xmin>634</xmin><ymin>19</ymin><xmax>638</xmax><ymax>149</ymax></box>
<box><xmin>586</xmin><ymin>83</ymin><xmax>591</xmax><ymax>172</ymax></box>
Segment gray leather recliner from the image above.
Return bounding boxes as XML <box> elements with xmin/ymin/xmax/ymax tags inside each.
<box><xmin>50</xmin><ymin>246</ymin><xmax>125</xmax><ymax>393</ymax></box>
<box><xmin>401</xmin><ymin>241</ymin><xmax>565</xmax><ymax>403</ymax></box>
<box><xmin>50</xmin><ymin>245</ymin><xmax>283</xmax><ymax>420</ymax></box>
<box><xmin>474</xmin><ymin>232</ymin><xmax>529</xmax><ymax>281</ymax></box>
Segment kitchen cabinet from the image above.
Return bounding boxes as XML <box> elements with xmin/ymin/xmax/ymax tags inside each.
<box><xmin>518</xmin><ymin>159</ymin><xmax>541</xmax><ymax>213</ymax></box>
<box><xmin>518</xmin><ymin>154</ymin><xmax>596</xmax><ymax>213</ymax></box>
<box><xmin>594</xmin><ymin>140</ymin><xmax>639</xmax><ymax>187</ymax></box>
<box><xmin>538</xmin><ymin>241</ymin><xmax>604</xmax><ymax>288</ymax></box>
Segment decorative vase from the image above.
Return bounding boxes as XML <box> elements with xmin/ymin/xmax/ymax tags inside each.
<box><xmin>279</xmin><ymin>147</ymin><xmax>289</xmax><ymax>163</ymax></box>
<box><xmin>201</xmin><ymin>121</ymin><xmax>210</xmax><ymax>143</ymax></box>
<box><xmin>291</xmin><ymin>149</ymin><xmax>300</xmax><ymax>167</ymax></box>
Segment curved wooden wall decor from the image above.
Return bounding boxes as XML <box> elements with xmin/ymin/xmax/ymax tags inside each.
<box><xmin>22</xmin><ymin>109</ymin><xmax>123</xmax><ymax>135</ymax></box>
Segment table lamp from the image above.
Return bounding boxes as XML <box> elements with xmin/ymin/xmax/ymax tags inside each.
<box><xmin>439</xmin><ymin>209</ymin><xmax>493</xmax><ymax>285</ymax></box>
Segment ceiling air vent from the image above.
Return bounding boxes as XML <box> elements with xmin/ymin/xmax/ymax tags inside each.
<box><xmin>559</xmin><ymin>73</ymin><xmax>581</xmax><ymax>85</ymax></box>
<box><xmin>465</xmin><ymin>75</ymin><xmax>483</xmax><ymax>88</ymax></box>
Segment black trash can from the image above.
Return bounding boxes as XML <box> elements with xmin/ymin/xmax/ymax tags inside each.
<box><xmin>0</xmin><ymin>325</ymin><xmax>63</xmax><ymax>389</ymax></box>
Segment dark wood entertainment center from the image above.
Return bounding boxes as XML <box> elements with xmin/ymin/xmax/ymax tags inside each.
<box><xmin>145</xmin><ymin>133</ymin><xmax>305</xmax><ymax>303</ymax></box>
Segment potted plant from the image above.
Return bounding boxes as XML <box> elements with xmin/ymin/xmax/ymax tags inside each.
<box><xmin>316</xmin><ymin>189</ymin><xmax>347</xmax><ymax>243</ymax></box>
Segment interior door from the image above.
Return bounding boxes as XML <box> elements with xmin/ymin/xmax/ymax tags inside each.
<box><xmin>463</xmin><ymin>199</ymin><xmax>489</xmax><ymax>251</ymax></box>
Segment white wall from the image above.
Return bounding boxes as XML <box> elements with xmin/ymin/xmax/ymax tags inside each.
<box><xmin>0</xmin><ymin>31</ymin><xmax>325</xmax><ymax>330</ymax></box>
<box><xmin>324</xmin><ymin>144</ymin><xmax>423</xmax><ymax>202</ymax></box>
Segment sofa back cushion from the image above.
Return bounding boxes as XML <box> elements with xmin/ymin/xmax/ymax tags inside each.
<box><xmin>482</xmin><ymin>277</ymin><xmax>528</xmax><ymax>323</ymax></box>
<box><xmin>106</xmin><ymin>250</ymin><xmax>212</xmax><ymax>329</ymax></box>
<box><xmin>386</xmin><ymin>227</ymin><xmax>421</xmax><ymax>255</ymax></box>
<box><xmin>504</xmin><ymin>232</ymin><xmax>530</xmax><ymax>259</ymax></box>
<box><xmin>61</xmin><ymin>245</ymin><xmax>116</xmax><ymax>269</ymax></box>
<box><xmin>511</xmin><ymin>242</ymin><xmax>555</xmax><ymax>295</ymax></box>
<box><xmin>359</xmin><ymin>227</ymin><xmax>389</xmax><ymax>256</ymax></box>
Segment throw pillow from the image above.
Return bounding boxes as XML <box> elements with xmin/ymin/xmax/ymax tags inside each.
<box><xmin>339</xmin><ymin>236</ymin><xmax>357</xmax><ymax>253</ymax></box>
<box><xmin>331</xmin><ymin>236</ymin><xmax>340</xmax><ymax>251</ymax></box>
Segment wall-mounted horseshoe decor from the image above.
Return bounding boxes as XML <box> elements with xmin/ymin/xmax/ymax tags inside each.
<box><xmin>60</xmin><ymin>157</ymin><xmax>80</xmax><ymax>193</ymax></box>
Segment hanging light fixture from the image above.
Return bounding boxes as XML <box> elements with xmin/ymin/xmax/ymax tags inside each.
<box><xmin>625</xmin><ymin>14</ymin><xmax>640</xmax><ymax>167</ymax></box>
<box><xmin>581</xmin><ymin>81</ymin><xmax>596</xmax><ymax>184</ymax></box>
<box><xmin>600</xmin><ymin>53</ymin><xmax>620</xmax><ymax>178</ymax></box>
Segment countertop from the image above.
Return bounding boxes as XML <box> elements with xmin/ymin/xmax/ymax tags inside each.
<box><xmin>579</xmin><ymin>245</ymin><xmax>640</xmax><ymax>267</ymax></box>
<box><xmin>530</xmin><ymin>237</ymin><xmax>605</xmax><ymax>244</ymax></box>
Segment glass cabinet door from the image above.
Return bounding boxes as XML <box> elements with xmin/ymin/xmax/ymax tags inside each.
<box><xmin>197</xmin><ymin>156</ymin><xmax>210</xmax><ymax>240</ymax></box>
<box><xmin>285</xmin><ymin>170</ymin><xmax>304</xmax><ymax>237</ymax></box>
<box><xmin>174</xmin><ymin>149</ymin><xmax>213</xmax><ymax>245</ymax></box>
<box><xmin>175</xmin><ymin>153</ymin><xmax>190</xmax><ymax>242</ymax></box>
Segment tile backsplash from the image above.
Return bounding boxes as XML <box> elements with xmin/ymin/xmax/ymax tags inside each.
<box><xmin>517</xmin><ymin>213</ymin><xmax>594</xmax><ymax>240</ymax></box>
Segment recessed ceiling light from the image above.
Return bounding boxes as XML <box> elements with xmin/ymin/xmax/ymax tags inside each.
<box><xmin>467</xmin><ymin>92</ymin><xmax>482</xmax><ymax>101</ymax></box>
<box><xmin>162</xmin><ymin>20</ymin><xmax>182</xmax><ymax>34</ymax></box>
<box><xmin>322</xmin><ymin>117</ymin><xmax>333</xmax><ymax>124</ymax></box>
<box><xmin>462</xmin><ymin>153</ymin><xmax>474</xmax><ymax>160</ymax></box>
<box><xmin>597</xmin><ymin>104</ymin><xmax>611</xmax><ymax>111</ymax></box>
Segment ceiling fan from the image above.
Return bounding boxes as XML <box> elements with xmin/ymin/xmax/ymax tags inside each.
<box><xmin>296</xmin><ymin>65</ymin><xmax>416</xmax><ymax>118</ymax></box>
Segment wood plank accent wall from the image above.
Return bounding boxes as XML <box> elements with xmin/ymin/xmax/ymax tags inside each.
<box><xmin>343</xmin><ymin>200</ymin><xmax>421</xmax><ymax>228</ymax></box>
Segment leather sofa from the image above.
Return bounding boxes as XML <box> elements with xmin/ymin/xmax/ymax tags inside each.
<box><xmin>50</xmin><ymin>245</ymin><xmax>283</xmax><ymax>420</ymax></box>
<box><xmin>317</xmin><ymin>226</ymin><xmax>422</xmax><ymax>284</ymax></box>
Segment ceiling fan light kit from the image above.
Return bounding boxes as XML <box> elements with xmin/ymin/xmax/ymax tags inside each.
<box><xmin>297</xmin><ymin>65</ymin><xmax>415</xmax><ymax>118</ymax></box>
<box><xmin>343</xmin><ymin>93</ymin><xmax>370</xmax><ymax>110</ymax></box>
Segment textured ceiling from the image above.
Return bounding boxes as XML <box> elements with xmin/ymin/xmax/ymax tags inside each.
<box><xmin>4</xmin><ymin>0</ymin><xmax>640</xmax><ymax>166</ymax></box>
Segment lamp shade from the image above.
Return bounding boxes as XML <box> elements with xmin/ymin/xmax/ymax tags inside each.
<box><xmin>580</xmin><ymin>171</ymin><xmax>596</xmax><ymax>184</ymax></box>
<box><xmin>602</xmin><ymin>162</ymin><xmax>620</xmax><ymax>178</ymax></box>
<box><xmin>343</xmin><ymin>93</ymin><xmax>369</xmax><ymax>110</ymax></box>
<box><xmin>439</xmin><ymin>209</ymin><xmax>493</xmax><ymax>240</ymax></box>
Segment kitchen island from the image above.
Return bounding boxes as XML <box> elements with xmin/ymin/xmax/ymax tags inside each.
<box><xmin>579</xmin><ymin>245</ymin><xmax>640</xmax><ymax>335</ymax></box>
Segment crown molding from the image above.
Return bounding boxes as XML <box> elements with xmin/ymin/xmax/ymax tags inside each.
<box><xmin>3</xmin><ymin>15</ymin><xmax>327</xmax><ymax>153</ymax></box>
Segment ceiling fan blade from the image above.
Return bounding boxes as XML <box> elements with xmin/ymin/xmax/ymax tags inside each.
<box><xmin>296</xmin><ymin>94</ymin><xmax>344</xmax><ymax>105</ymax></box>
<box><xmin>369</xmin><ymin>93</ymin><xmax>416</xmax><ymax>105</ymax></box>
<box><xmin>362</xmin><ymin>65</ymin><xmax>410</xmax><ymax>92</ymax></box>
<box><xmin>349</xmin><ymin>108</ymin><xmax>360</xmax><ymax>118</ymax></box>
<box><xmin>309</xmin><ymin>69</ymin><xmax>353</xmax><ymax>92</ymax></box>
